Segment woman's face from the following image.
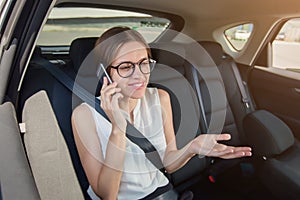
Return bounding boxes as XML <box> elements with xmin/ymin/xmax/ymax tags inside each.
<box><xmin>110</xmin><ymin>41</ymin><xmax>150</xmax><ymax>99</ymax></box>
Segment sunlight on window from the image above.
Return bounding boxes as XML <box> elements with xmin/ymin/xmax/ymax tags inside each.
<box><xmin>272</xmin><ymin>18</ymin><xmax>300</xmax><ymax>72</ymax></box>
<box><xmin>224</xmin><ymin>23</ymin><xmax>253</xmax><ymax>51</ymax></box>
<box><xmin>37</xmin><ymin>7</ymin><xmax>170</xmax><ymax>46</ymax></box>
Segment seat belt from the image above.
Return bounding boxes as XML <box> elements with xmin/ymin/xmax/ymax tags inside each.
<box><xmin>37</xmin><ymin>61</ymin><xmax>165</xmax><ymax>170</ymax></box>
<box><xmin>191</xmin><ymin>67</ymin><xmax>208</xmax><ymax>133</ymax></box>
<box><xmin>230</xmin><ymin>61</ymin><xmax>252</xmax><ymax>113</ymax></box>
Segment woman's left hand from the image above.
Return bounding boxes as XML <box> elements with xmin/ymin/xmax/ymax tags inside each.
<box><xmin>189</xmin><ymin>133</ymin><xmax>252</xmax><ymax>159</ymax></box>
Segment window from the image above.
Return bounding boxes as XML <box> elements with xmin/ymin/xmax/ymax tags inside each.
<box><xmin>272</xmin><ymin>18</ymin><xmax>300</xmax><ymax>73</ymax></box>
<box><xmin>0</xmin><ymin>0</ymin><xmax>13</xmax><ymax>33</ymax></box>
<box><xmin>37</xmin><ymin>7</ymin><xmax>170</xmax><ymax>46</ymax></box>
<box><xmin>224</xmin><ymin>23</ymin><xmax>253</xmax><ymax>51</ymax></box>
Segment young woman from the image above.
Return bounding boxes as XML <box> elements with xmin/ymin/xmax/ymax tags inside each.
<box><xmin>71</xmin><ymin>26</ymin><xmax>252</xmax><ymax>200</ymax></box>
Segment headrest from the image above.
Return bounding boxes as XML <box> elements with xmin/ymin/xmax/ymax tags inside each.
<box><xmin>69</xmin><ymin>37</ymin><xmax>98</xmax><ymax>73</ymax></box>
<box><xmin>198</xmin><ymin>41</ymin><xmax>227</xmax><ymax>65</ymax></box>
<box><xmin>243</xmin><ymin>110</ymin><xmax>295</xmax><ymax>157</ymax></box>
<box><xmin>150</xmin><ymin>42</ymin><xmax>186</xmax><ymax>69</ymax></box>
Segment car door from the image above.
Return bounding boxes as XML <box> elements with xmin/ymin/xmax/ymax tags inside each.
<box><xmin>0</xmin><ymin>101</ymin><xmax>40</xmax><ymax>199</ymax></box>
<box><xmin>249</xmin><ymin>18</ymin><xmax>300</xmax><ymax>139</ymax></box>
<box><xmin>0</xmin><ymin>0</ymin><xmax>52</xmax><ymax>199</ymax></box>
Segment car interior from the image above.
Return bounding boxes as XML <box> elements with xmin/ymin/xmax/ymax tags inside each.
<box><xmin>1</xmin><ymin>0</ymin><xmax>300</xmax><ymax>200</ymax></box>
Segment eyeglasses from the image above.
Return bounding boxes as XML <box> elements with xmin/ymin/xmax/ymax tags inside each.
<box><xmin>109</xmin><ymin>58</ymin><xmax>156</xmax><ymax>78</ymax></box>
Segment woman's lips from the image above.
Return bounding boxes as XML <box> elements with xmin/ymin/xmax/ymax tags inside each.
<box><xmin>128</xmin><ymin>82</ymin><xmax>145</xmax><ymax>89</ymax></box>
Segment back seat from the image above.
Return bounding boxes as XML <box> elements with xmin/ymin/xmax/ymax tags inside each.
<box><xmin>197</xmin><ymin>41</ymin><xmax>300</xmax><ymax>199</ymax></box>
<box><xmin>149</xmin><ymin>42</ymin><xmax>207</xmax><ymax>191</ymax></box>
<box><xmin>197</xmin><ymin>41</ymin><xmax>253</xmax><ymax>144</ymax></box>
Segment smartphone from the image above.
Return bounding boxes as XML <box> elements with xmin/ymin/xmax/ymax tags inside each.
<box><xmin>99</xmin><ymin>63</ymin><xmax>113</xmax><ymax>84</ymax></box>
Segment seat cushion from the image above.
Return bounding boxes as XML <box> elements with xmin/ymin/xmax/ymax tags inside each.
<box><xmin>259</xmin><ymin>143</ymin><xmax>300</xmax><ymax>199</ymax></box>
<box><xmin>243</xmin><ymin>110</ymin><xmax>294</xmax><ymax>156</ymax></box>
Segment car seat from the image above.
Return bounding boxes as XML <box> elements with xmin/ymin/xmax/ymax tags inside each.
<box><xmin>197</xmin><ymin>41</ymin><xmax>300</xmax><ymax>199</ymax></box>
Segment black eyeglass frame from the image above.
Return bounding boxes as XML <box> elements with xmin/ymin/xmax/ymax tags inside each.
<box><xmin>109</xmin><ymin>58</ymin><xmax>156</xmax><ymax>78</ymax></box>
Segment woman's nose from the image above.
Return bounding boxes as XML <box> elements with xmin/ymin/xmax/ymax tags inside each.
<box><xmin>131</xmin><ymin>64</ymin><xmax>144</xmax><ymax>78</ymax></box>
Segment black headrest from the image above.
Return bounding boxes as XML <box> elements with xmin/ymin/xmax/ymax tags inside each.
<box><xmin>69</xmin><ymin>37</ymin><xmax>98</xmax><ymax>73</ymax></box>
<box><xmin>150</xmin><ymin>42</ymin><xmax>186</xmax><ymax>70</ymax></box>
<box><xmin>198</xmin><ymin>41</ymin><xmax>227</xmax><ymax>65</ymax></box>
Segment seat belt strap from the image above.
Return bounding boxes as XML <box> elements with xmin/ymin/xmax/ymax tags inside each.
<box><xmin>230</xmin><ymin>62</ymin><xmax>252</xmax><ymax>112</ymax></box>
<box><xmin>192</xmin><ymin>67</ymin><xmax>208</xmax><ymax>132</ymax></box>
<box><xmin>39</xmin><ymin>61</ymin><xmax>164</xmax><ymax>170</ymax></box>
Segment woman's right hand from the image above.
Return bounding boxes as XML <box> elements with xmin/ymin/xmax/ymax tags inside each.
<box><xmin>189</xmin><ymin>133</ymin><xmax>252</xmax><ymax>159</ymax></box>
<box><xmin>100</xmin><ymin>77</ymin><xmax>127</xmax><ymax>133</ymax></box>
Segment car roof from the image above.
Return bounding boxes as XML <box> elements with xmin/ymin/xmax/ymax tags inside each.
<box><xmin>54</xmin><ymin>0</ymin><xmax>300</xmax><ymax>65</ymax></box>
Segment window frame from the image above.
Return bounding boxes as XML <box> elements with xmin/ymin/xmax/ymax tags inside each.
<box><xmin>224</xmin><ymin>23</ymin><xmax>254</xmax><ymax>52</ymax></box>
<box><xmin>271</xmin><ymin>18</ymin><xmax>300</xmax><ymax>73</ymax></box>
<box><xmin>38</xmin><ymin>3</ymin><xmax>184</xmax><ymax>47</ymax></box>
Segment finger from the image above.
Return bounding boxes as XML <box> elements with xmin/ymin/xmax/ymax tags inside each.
<box><xmin>101</xmin><ymin>83</ymin><xmax>118</xmax><ymax>99</ymax></box>
<box><xmin>101</xmin><ymin>84</ymin><xmax>121</xmax><ymax>110</ymax></box>
<box><xmin>215</xmin><ymin>133</ymin><xmax>231</xmax><ymax>141</ymax></box>
<box><xmin>218</xmin><ymin>146</ymin><xmax>252</xmax><ymax>159</ymax></box>
<box><xmin>111</xmin><ymin>92</ymin><xmax>124</xmax><ymax>104</ymax></box>
<box><xmin>231</xmin><ymin>146</ymin><xmax>252</xmax><ymax>152</ymax></box>
<box><xmin>101</xmin><ymin>77</ymin><xmax>108</xmax><ymax>91</ymax></box>
<box><xmin>106</xmin><ymin>87</ymin><xmax>121</xmax><ymax>97</ymax></box>
<box><xmin>208</xmin><ymin>147</ymin><xmax>234</xmax><ymax>157</ymax></box>
<box><xmin>220</xmin><ymin>150</ymin><xmax>252</xmax><ymax>159</ymax></box>
<box><xmin>101</xmin><ymin>85</ymin><xmax>117</xmax><ymax>110</ymax></box>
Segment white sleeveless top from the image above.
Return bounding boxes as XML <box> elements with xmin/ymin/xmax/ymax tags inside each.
<box><xmin>86</xmin><ymin>88</ymin><xmax>169</xmax><ymax>200</ymax></box>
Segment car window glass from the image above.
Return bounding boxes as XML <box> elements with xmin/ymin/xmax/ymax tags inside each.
<box><xmin>272</xmin><ymin>18</ymin><xmax>300</xmax><ymax>73</ymax></box>
<box><xmin>37</xmin><ymin>7</ymin><xmax>170</xmax><ymax>46</ymax></box>
<box><xmin>0</xmin><ymin>0</ymin><xmax>13</xmax><ymax>34</ymax></box>
<box><xmin>224</xmin><ymin>23</ymin><xmax>253</xmax><ymax>51</ymax></box>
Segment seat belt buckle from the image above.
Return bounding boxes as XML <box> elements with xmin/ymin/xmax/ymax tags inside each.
<box><xmin>242</xmin><ymin>98</ymin><xmax>250</xmax><ymax>109</ymax></box>
<box><xmin>245</xmin><ymin>102</ymin><xmax>250</xmax><ymax>109</ymax></box>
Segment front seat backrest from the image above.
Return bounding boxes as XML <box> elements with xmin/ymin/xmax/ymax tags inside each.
<box><xmin>22</xmin><ymin>90</ymin><xmax>84</xmax><ymax>200</ymax></box>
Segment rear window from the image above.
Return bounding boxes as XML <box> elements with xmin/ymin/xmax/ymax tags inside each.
<box><xmin>37</xmin><ymin>7</ymin><xmax>170</xmax><ymax>46</ymax></box>
<box><xmin>224</xmin><ymin>23</ymin><xmax>253</xmax><ymax>51</ymax></box>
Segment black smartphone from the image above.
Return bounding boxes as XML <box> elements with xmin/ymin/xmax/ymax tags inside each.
<box><xmin>99</xmin><ymin>63</ymin><xmax>113</xmax><ymax>84</ymax></box>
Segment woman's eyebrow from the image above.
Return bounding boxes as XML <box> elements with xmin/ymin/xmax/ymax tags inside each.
<box><xmin>115</xmin><ymin>57</ymin><xmax>148</xmax><ymax>65</ymax></box>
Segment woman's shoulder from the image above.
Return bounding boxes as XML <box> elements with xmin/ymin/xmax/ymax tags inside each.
<box><xmin>146</xmin><ymin>87</ymin><xmax>170</xmax><ymax>106</ymax></box>
<box><xmin>72</xmin><ymin>103</ymin><xmax>95</xmax><ymax>125</ymax></box>
<box><xmin>72</xmin><ymin>103</ymin><xmax>92</xmax><ymax>117</ymax></box>
<box><xmin>147</xmin><ymin>87</ymin><xmax>168</xmax><ymax>96</ymax></box>
<box><xmin>157</xmin><ymin>88</ymin><xmax>170</xmax><ymax>104</ymax></box>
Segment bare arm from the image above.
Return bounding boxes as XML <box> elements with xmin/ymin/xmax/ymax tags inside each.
<box><xmin>72</xmin><ymin>105</ymin><xmax>126</xmax><ymax>200</ymax></box>
<box><xmin>71</xmin><ymin>78</ymin><xmax>127</xmax><ymax>199</ymax></box>
<box><xmin>158</xmin><ymin>89</ymin><xmax>252</xmax><ymax>173</ymax></box>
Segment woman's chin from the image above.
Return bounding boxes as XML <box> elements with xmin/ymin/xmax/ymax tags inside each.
<box><xmin>128</xmin><ymin>89</ymin><xmax>146</xmax><ymax>99</ymax></box>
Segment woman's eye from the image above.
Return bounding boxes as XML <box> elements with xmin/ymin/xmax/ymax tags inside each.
<box><xmin>141</xmin><ymin>60</ymin><xmax>150</xmax><ymax>65</ymax></box>
<box><xmin>119</xmin><ymin>64</ymin><xmax>133</xmax><ymax>71</ymax></box>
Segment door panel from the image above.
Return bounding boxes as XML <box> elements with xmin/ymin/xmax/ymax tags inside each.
<box><xmin>0</xmin><ymin>102</ymin><xmax>40</xmax><ymax>200</ymax></box>
<box><xmin>249</xmin><ymin>66</ymin><xmax>300</xmax><ymax>139</ymax></box>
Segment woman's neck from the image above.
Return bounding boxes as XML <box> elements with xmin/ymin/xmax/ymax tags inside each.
<box><xmin>119</xmin><ymin>97</ymin><xmax>138</xmax><ymax>123</ymax></box>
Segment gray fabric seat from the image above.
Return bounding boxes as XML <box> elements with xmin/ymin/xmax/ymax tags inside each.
<box><xmin>198</xmin><ymin>41</ymin><xmax>300</xmax><ymax>199</ymax></box>
<box><xmin>22</xmin><ymin>90</ymin><xmax>84</xmax><ymax>200</ymax></box>
<box><xmin>243</xmin><ymin>109</ymin><xmax>300</xmax><ymax>199</ymax></box>
<box><xmin>150</xmin><ymin>42</ymin><xmax>207</xmax><ymax>190</ymax></box>
<box><xmin>20</xmin><ymin>45</ymin><xmax>92</xmax><ymax>199</ymax></box>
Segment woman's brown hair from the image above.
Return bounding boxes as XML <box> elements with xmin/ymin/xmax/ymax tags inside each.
<box><xmin>95</xmin><ymin>26</ymin><xmax>152</xmax><ymax>74</ymax></box>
